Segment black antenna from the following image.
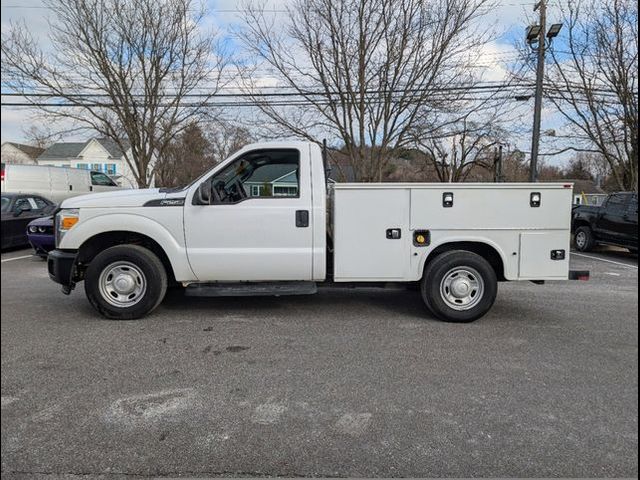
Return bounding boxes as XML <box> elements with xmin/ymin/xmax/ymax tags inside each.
<box><xmin>322</xmin><ymin>139</ymin><xmax>327</xmax><ymax>173</ymax></box>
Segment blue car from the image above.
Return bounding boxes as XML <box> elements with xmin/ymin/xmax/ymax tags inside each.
<box><xmin>27</xmin><ymin>216</ymin><xmax>55</xmax><ymax>258</ymax></box>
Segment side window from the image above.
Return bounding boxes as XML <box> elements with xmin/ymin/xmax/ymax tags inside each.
<box><xmin>628</xmin><ymin>196</ymin><xmax>638</xmax><ymax>215</ymax></box>
<box><xmin>205</xmin><ymin>149</ymin><xmax>300</xmax><ymax>204</ymax></box>
<box><xmin>91</xmin><ymin>171</ymin><xmax>117</xmax><ymax>186</ymax></box>
<box><xmin>32</xmin><ymin>197</ymin><xmax>50</xmax><ymax>210</ymax></box>
<box><xmin>606</xmin><ymin>194</ymin><xmax>628</xmax><ymax>215</ymax></box>
<box><xmin>13</xmin><ymin>197</ymin><xmax>31</xmax><ymax>212</ymax></box>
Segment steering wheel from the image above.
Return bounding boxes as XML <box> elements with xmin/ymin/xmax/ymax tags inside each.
<box><xmin>232</xmin><ymin>179</ymin><xmax>248</xmax><ymax>200</ymax></box>
<box><xmin>210</xmin><ymin>181</ymin><xmax>224</xmax><ymax>204</ymax></box>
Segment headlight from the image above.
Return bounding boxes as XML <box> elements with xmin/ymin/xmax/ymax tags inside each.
<box><xmin>28</xmin><ymin>225</ymin><xmax>38</xmax><ymax>234</ymax></box>
<box><xmin>38</xmin><ymin>226</ymin><xmax>47</xmax><ymax>233</ymax></box>
<box><xmin>55</xmin><ymin>209</ymin><xmax>80</xmax><ymax>247</ymax></box>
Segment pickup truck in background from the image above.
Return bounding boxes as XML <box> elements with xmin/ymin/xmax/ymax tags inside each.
<box><xmin>572</xmin><ymin>192</ymin><xmax>638</xmax><ymax>253</ymax></box>
<box><xmin>47</xmin><ymin>141</ymin><xmax>588</xmax><ymax>323</ymax></box>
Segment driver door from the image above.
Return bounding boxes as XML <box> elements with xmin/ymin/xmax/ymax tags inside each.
<box><xmin>183</xmin><ymin>147</ymin><xmax>314</xmax><ymax>282</ymax></box>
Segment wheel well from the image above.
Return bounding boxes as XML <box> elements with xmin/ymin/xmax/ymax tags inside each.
<box><xmin>425</xmin><ymin>242</ymin><xmax>506</xmax><ymax>281</ymax></box>
<box><xmin>76</xmin><ymin>231</ymin><xmax>176</xmax><ymax>283</ymax></box>
<box><xmin>572</xmin><ymin>219</ymin><xmax>590</xmax><ymax>231</ymax></box>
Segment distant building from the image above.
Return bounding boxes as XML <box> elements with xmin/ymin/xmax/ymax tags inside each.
<box><xmin>244</xmin><ymin>164</ymin><xmax>299</xmax><ymax>197</ymax></box>
<box><xmin>1</xmin><ymin>142</ymin><xmax>45</xmax><ymax>165</ymax></box>
<box><xmin>554</xmin><ymin>179</ymin><xmax>607</xmax><ymax>205</ymax></box>
<box><xmin>36</xmin><ymin>138</ymin><xmax>147</xmax><ymax>188</ymax></box>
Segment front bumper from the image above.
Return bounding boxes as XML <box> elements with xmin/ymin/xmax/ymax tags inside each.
<box><xmin>47</xmin><ymin>249</ymin><xmax>78</xmax><ymax>294</ymax></box>
<box><xmin>28</xmin><ymin>234</ymin><xmax>56</xmax><ymax>256</ymax></box>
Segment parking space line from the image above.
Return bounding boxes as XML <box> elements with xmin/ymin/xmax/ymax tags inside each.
<box><xmin>1</xmin><ymin>255</ymin><xmax>34</xmax><ymax>263</ymax></box>
<box><xmin>572</xmin><ymin>252</ymin><xmax>638</xmax><ymax>269</ymax></box>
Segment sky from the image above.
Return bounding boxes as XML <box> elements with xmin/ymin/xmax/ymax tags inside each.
<box><xmin>0</xmin><ymin>0</ymin><xmax>572</xmax><ymax>165</ymax></box>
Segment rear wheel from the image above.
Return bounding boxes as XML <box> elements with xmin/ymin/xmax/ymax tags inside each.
<box><xmin>421</xmin><ymin>250</ymin><xmax>498</xmax><ymax>323</ymax></box>
<box><xmin>84</xmin><ymin>245</ymin><xmax>167</xmax><ymax>320</ymax></box>
<box><xmin>574</xmin><ymin>226</ymin><xmax>595</xmax><ymax>252</ymax></box>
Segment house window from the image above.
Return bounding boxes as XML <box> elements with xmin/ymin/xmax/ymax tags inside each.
<box><xmin>105</xmin><ymin>163</ymin><xmax>117</xmax><ymax>175</ymax></box>
<box><xmin>250</xmin><ymin>185</ymin><xmax>262</xmax><ymax>197</ymax></box>
<box><xmin>76</xmin><ymin>163</ymin><xmax>89</xmax><ymax>170</ymax></box>
<box><xmin>91</xmin><ymin>163</ymin><xmax>102</xmax><ymax>172</ymax></box>
<box><xmin>273</xmin><ymin>185</ymin><xmax>298</xmax><ymax>196</ymax></box>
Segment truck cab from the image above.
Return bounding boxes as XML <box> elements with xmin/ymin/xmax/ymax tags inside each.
<box><xmin>47</xmin><ymin>141</ymin><xmax>585</xmax><ymax>322</ymax></box>
<box><xmin>572</xmin><ymin>192</ymin><xmax>638</xmax><ymax>253</ymax></box>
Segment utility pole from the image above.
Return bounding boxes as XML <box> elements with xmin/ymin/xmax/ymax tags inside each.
<box><xmin>529</xmin><ymin>0</ymin><xmax>546</xmax><ymax>182</ymax></box>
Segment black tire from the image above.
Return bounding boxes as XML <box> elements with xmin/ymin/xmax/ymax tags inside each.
<box><xmin>574</xmin><ymin>226</ymin><xmax>595</xmax><ymax>252</ymax></box>
<box><xmin>84</xmin><ymin>244</ymin><xmax>167</xmax><ymax>320</ymax></box>
<box><xmin>420</xmin><ymin>250</ymin><xmax>498</xmax><ymax>323</ymax></box>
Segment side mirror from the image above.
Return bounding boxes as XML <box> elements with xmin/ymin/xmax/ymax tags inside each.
<box><xmin>14</xmin><ymin>203</ymin><xmax>31</xmax><ymax>217</ymax></box>
<box><xmin>197</xmin><ymin>182</ymin><xmax>211</xmax><ymax>205</ymax></box>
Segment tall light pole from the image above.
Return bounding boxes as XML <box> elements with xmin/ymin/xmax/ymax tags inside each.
<box><xmin>526</xmin><ymin>1</ymin><xmax>562</xmax><ymax>182</ymax></box>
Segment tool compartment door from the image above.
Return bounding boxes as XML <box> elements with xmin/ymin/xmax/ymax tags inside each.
<box><xmin>519</xmin><ymin>231</ymin><xmax>570</xmax><ymax>279</ymax></box>
<box><xmin>333</xmin><ymin>188</ymin><xmax>410</xmax><ymax>281</ymax></box>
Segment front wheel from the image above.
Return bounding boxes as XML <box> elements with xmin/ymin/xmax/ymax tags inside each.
<box><xmin>574</xmin><ymin>226</ymin><xmax>595</xmax><ymax>252</ymax></box>
<box><xmin>84</xmin><ymin>245</ymin><xmax>168</xmax><ymax>320</ymax></box>
<box><xmin>421</xmin><ymin>250</ymin><xmax>498</xmax><ymax>323</ymax></box>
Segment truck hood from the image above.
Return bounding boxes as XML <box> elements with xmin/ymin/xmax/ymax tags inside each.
<box><xmin>573</xmin><ymin>204</ymin><xmax>601</xmax><ymax>214</ymax></box>
<box><xmin>60</xmin><ymin>188</ymin><xmax>172</xmax><ymax>208</ymax></box>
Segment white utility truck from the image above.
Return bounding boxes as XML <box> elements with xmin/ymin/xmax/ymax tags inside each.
<box><xmin>47</xmin><ymin>142</ymin><xmax>587</xmax><ymax>322</ymax></box>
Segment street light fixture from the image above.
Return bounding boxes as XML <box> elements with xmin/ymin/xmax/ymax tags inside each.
<box><xmin>526</xmin><ymin>25</ymin><xmax>542</xmax><ymax>44</ymax></box>
<box><xmin>546</xmin><ymin>23</ymin><xmax>563</xmax><ymax>38</ymax></box>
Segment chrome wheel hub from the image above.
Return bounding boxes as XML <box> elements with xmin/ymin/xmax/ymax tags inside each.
<box><xmin>576</xmin><ymin>231</ymin><xmax>586</xmax><ymax>248</ymax></box>
<box><xmin>440</xmin><ymin>267</ymin><xmax>484</xmax><ymax>311</ymax></box>
<box><xmin>99</xmin><ymin>261</ymin><xmax>147</xmax><ymax>308</ymax></box>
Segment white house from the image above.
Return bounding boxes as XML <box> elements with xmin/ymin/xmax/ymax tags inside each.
<box><xmin>1</xmin><ymin>142</ymin><xmax>45</xmax><ymax>165</ymax></box>
<box><xmin>36</xmin><ymin>138</ymin><xmax>148</xmax><ymax>188</ymax></box>
<box><xmin>243</xmin><ymin>165</ymin><xmax>299</xmax><ymax>197</ymax></box>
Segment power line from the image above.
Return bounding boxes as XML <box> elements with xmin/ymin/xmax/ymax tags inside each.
<box><xmin>1</xmin><ymin>93</ymin><xmax>620</xmax><ymax>108</ymax></box>
<box><xmin>0</xmin><ymin>82</ymin><xmax>536</xmax><ymax>99</ymax></box>
<box><xmin>2</xmin><ymin>81</ymin><xmax>630</xmax><ymax>100</ymax></box>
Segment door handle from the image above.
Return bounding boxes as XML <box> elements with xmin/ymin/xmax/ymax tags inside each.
<box><xmin>386</xmin><ymin>228</ymin><xmax>401</xmax><ymax>239</ymax></box>
<box><xmin>295</xmin><ymin>210</ymin><xmax>309</xmax><ymax>228</ymax></box>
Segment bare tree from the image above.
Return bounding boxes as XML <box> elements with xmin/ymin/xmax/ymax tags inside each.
<box><xmin>577</xmin><ymin>152</ymin><xmax>611</xmax><ymax>185</ymax></box>
<box><xmin>414</xmin><ymin>117</ymin><xmax>503</xmax><ymax>182</ymax></box>
<box><xmin>2</xmin><ymin>0</ymin><xmax>225</xmax><ymax>188</ymax></box>
<box><xmin>207</xmin><ymin>122</ymin><xmax>255</xmax><ymax>165</ymax></box>
<box><xmin>22</xmin><ymin>123</ymin><xmax>64</xmax><ymax>150</ymax></box>
<box><xmin>240</xmin><ymin>0</ymin><xmax>493</xmax><ymax>181</ymax></box>
<box><xmin>563</xmin><ymin>153</ymin><xmax>595</xmax><ymax>180</ymax></box>
<box><xmin>155</xmin><ymin>120</ymin><xmax>254</xmax><ymax>187</ymax></box>
<box><xmin>542</xmin><ymin>0</ymin><xmax>638</xmax><ymax>191</ymax></box>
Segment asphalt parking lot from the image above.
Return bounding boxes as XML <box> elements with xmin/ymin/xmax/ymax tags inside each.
<box><xmin>1</xmin><ymin>247</ymin><xmax>638</xmax><ymax>478</ymax></box>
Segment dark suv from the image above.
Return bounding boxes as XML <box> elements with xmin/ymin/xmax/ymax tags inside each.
<box><xmin>572</xmin><ymin>192</ymin><xmax>638</xmax><ymax>253</ymax></box>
